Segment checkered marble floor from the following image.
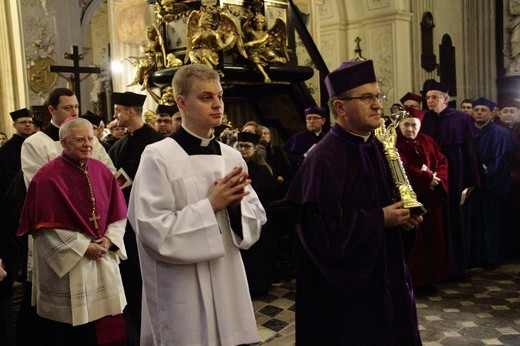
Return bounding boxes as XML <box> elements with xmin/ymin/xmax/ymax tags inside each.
<box><xmin>252</xmin><ymin>262</ymin><xmax>520</xmax><ymax>345</ymax></box>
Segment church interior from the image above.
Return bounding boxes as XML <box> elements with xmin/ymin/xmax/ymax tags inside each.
<box><xmin>1</xmin><ymin>0</ymin><xmax>520</xmax><ymax>345</ymax></box>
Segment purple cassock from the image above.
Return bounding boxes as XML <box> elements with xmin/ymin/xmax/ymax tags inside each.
<box><xmin>420</xmin><ymin>107</ymin><xmax>481</xmax><ymax>278</ymax></box>
<box><xmin>286</xmin><ymin>124</ymin><xmax>421</xmax><ymax>345</ymax></box>
<box><xmin>17</xmin><ymin>155</ymin><xmax>127</xmax><ymax>239</ymax></box>
<box><xmin>283</xmin><ymin>130</ymin><xmax>326</xmax><ymax>168</ymax></box>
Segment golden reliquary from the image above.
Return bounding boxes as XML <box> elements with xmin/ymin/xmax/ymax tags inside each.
<box><xmin>374</xmin><ymin>108</ymin><xmax>427</xmax><ymax>216</ymax></box>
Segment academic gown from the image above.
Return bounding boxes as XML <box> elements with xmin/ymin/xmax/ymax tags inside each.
<box><xmin>240</xmin><ymin>160</ymin><xmax>278</xmax><ymax>296</ymax></box>
<box><xmin>0</xmin><ymin>134</ymin><xmax>26</xmax><ymax>345</ymax></box>
<box><xmin>128</xmin><ymin>127</ymin><xmax>266</xmax><ymax>346</ymax></box>
<box><xmin>108</xmin><ymin>124</ymin><xmax>163</xmax><ymax>340</ymax></box>
<box><xmin>465</xmin><ymin>122</ymin><xmax>518</xmax><ymax>266</ymax></box>
<box><xmin>283</xmin><ymin>130</ymin><xmax>326</xmax><ymax>170</ymax></box>
<box><xmin>0</xmin><ymin>134</ymin><xmax>26</xmax><ymax>286</ymax></box>
<box><xmin>495</xmin><ymin>121</ymin><xmax>520</xmax><ymax>259</ymax></box>
<box><xmin>396</xmin><ymin>131</ymin><xmax>450</xmax><ymax>287</ymax></box>
<box><xmin>286</xmin><ymin>124</ymin><xmax>421</xmax><ymax>346</ymax></box>
<box><xmin>420</xmin><ymin>107</ymin><xmax>481</xmax><ymax>278</ymax></box>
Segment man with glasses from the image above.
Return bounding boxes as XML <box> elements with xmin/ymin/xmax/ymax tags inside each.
<box><xmin>0</xmin><ymin>108</ymin><xmax>35</xmax><ymax>345</ymax></box>
<box><xmin>17</xmin><ymin>118</ymin><xmax>128</xmax><ymax>345</ymax></box>
<box><xmin>283</xmin><ymin>105</ymin><xmax>328</xmax><ymax>171</ymax></box>
<box><xmin>18</xmin><ymin>88</ymin><xmax>115</xmax><ymax>345</ymax></box>
<box><xmin>400</xmin><ymin>92</ymin><xmax>423</xmax><ymax>111</ymax></box>
<box><xmin>155</xmin><ymin>104</ymin><xmax>181</xmax><ymax>136</ymax></box>
<box><xmin>286</xmin><ymin>60</ymin><xmax>422</xmax><ymax>345</ymax></box>
<box><xmin>420</xmin><ymin>81</ymin><xmax>481</xmax><ymax>281</ymax></box>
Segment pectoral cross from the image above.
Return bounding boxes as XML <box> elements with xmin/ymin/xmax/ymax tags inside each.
<box><xmin>89</xmin><ymin>211</ymin><xmax>100</xmax><ymax>229</ymax></box>
<box><xmin>49</xmin><ymin>45</ymin><xmax>101</xmax><ymax>114</ymax></box>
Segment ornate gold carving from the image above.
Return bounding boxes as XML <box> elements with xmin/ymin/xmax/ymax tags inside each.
<box><xmin>185</xmin><ymin>6</ymin><xmax>247</xmax><ymax>73</ymax></box>
<box><xmin>28</xmin><ymin>57</ymin><xmax>58</xmax><ymax>93</ymax></box>
<box><xmin>374</xmin><ymin>109</ymin><xmax>427</xmax><ymax>216</ymax></box>
<box><xmin>242</xmin><ymin>12</ymin><xmax>289</xmax><ymax>83</ymax></box>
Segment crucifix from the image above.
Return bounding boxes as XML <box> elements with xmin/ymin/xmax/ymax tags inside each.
<box><xmin>89</xmin><ymin>211</ymin><xmax>100</xmax><ymax>230</ymax></box>
<box><xmin>49</xmin><ymin>45</ymin><xmax>101</xmax><ymax>113</ymax></box>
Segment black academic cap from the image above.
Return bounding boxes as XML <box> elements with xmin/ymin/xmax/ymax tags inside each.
<box><xmin>156</xmin><ymin>104</ymin><xmax>179</xmax><ymax>115</ymax></box>
<box><xmin>10</xmin><ymin>108</ymin><xmax>33</xmax><ymax>121</ymax></box>
<box><xmin>113</xmin><ymin>92</ymin><xmax>147</xmax><ymax>107</ymax></box>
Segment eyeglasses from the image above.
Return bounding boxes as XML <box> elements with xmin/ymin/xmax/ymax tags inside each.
<box><xmin>15</xmin><ymin>120</ymin><xmax>34</xmax><ymax>125</ymax></box>
<box><xmin>238</xmin><ymin>143</ymin><xmax>254</xmax><ymax>149</ymax></box>
<box><xmin>68</xmin><ymin>136</ymin><xmax>95</xmax><ymax>145</ymax></box>
<box><xmin>339</xmin><ymin>93</ymin><xmax>386</xmax><ymax>104</ymax></box>
<box><xmin>305</xmin><ymin>116</ymin><xmax>324</xmax><ymax>122</ymax></box>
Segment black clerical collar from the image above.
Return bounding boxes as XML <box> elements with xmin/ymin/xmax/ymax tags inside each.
<box><xmin>172</xmin><ymin>126</ymin><xmax>221</xmax><ymax>155</ymax></box>
<box><xmin>181</xmin><ymin>125</ymin><xmax>215</xmax><ymax>146</ymax></box>
<box><xmin>43</xmin><ymin>121</ymin><xmax>60</xmax><ymax>141</ymax></box>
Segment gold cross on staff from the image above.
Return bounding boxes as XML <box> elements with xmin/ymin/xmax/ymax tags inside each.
<box><xmin>89</xmin><ymin>211</ymin><xmax>100</xmax><ymax>229</ymax></box>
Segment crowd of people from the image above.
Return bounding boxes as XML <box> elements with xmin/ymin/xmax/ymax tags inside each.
<box><xmin>0</xmin><ymin>60</ymin><xmax>519</xmax><ymax>345</ymax></box>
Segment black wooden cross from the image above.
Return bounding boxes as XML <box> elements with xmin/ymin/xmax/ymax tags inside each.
<box><xmin>49</xmin><ymin>46</ymin><xmax>101</xmax><ymax>111</ymax></box>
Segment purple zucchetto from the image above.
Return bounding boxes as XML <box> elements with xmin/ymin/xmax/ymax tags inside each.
<box><xmin>472</xmin><ymin>97</ymin><xmax>496</xmax><ymax>110</ymax></box>
<box><xmin>304</xmin><ymin>105</ymin><xmax>327</xmax><ymax>118</ymax></box>
<box><xmin>426</xmin><ymin>81</ymin><xmax>450</xmax><ymax>94</ymax></box>
<box><xmin>10</xmin><ymin>108</ymin><xmax>33</xmax><ymax>121</ymax></box>
<box><xmin>497</xmin><ymin>99</ymin><xmax>520</xmax><ymax>110</ymax></box>
<box><xmin>400</xmin><ymin>92</ymin><xmax>422</xmax><ymax>105</ymax></box>
<box><xmin>113</xmin><ymin>91</ymin><xmax>146</xmax><ymax>107</ymax></box>
<box><xmin>237</xmin><ymin>131</ymin><xmax>260</xmax><ymax>145</ymax></box>
<box><xmin>324</xmin><ymin>60</ymin><xmax>377</xmax><ymax>97</ymax></box>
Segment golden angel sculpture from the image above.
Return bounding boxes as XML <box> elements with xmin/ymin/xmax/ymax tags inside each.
<box><xmin>128</xmin><ymin>26</ymin><xmax>166</xmax><ymax>90</ymax></box>
<box><xmin>242</xmin><ymin>13</ymin><xmax>289</xmax><ymax>83</ymax></box>
<box><xmin>185</xmin><ymin>6</ymin><xmax>247</xmax><ymax>73</ymax></box>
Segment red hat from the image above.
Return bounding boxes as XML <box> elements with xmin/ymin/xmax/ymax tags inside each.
<box><xmin>408</xmin><ymin>108</ymin><xmax>425</xmax><ymax>121</ymax></box>
<box><xmin>497</xmin><ymin>99</ymin><xmax>520</xmax><ymax>110</ymax></box>
<box><xmin>400</xmin><ymin>92</ymin><xmax>422</xmax><ymax>105</ymax></box>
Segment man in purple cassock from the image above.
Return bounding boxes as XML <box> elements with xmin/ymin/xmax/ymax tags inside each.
<box><xmin>283</xmin><ymin>105</ymin><xmax>328</xmax><ymax>171</ymax></box>
<box><xmin>420</xmin><ymin>81</ymin><xmax>481</xmax><ymax>279</ymax></box>
<box><xmin>17</xmin><ymin>118</ymin><xmax>128</xmax><ymax>345</ymax></box>
<box><xmin>286</xmin><ymin>60</ymin><xmax>422</xmax><ymax>345</ymax></box>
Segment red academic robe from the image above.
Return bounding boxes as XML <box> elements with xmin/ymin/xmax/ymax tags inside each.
<box><xmin>397</xmin><ymin>131</ymin><xmax>450</xmax><ymax>287</ymax></box>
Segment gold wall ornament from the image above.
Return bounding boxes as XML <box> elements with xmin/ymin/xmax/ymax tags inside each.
<box><xmin>28</xmin><ymin>57</ymin><xmax>59</xmax><ymax>93</ymax></box>
<box><xmin>374</xmin><ymin>109</ymin><xmax>427</xmax><ymax>216</ymax></box>
<box><xmin>185</xmin><ymin>6</ymin><xmax>247</xmax><ymax>73</ymax></box>
<box><xmin>242</xmin><ymin>13</ymin><xmax>289</xmax><ymax>83</ymax></box>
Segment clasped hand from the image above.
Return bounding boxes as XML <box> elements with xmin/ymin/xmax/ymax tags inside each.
<box><xmin>383</xmin><ymin>201</ymin><xmax>423</xmax><ymax>230</ymax></box>
<box><xmin>208</xmin><ymin>166</ymin><xmax>251</xmax><ymax>213</ymax></box>
<box><xmin>85</xmin><ymin>236</ymin><xmax>113</xmax><ymax>261</ymax></box>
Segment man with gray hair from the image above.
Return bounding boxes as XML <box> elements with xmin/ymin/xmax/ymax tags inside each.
<box><xmin>420</xmin><ymin>81</ymin><xmax>481</xmax><ymax>280</ymax></box>
<box><xmin>17</xmin><ymin>117</ymin><xmax>128</xmax><ymax>345</ymax></box>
